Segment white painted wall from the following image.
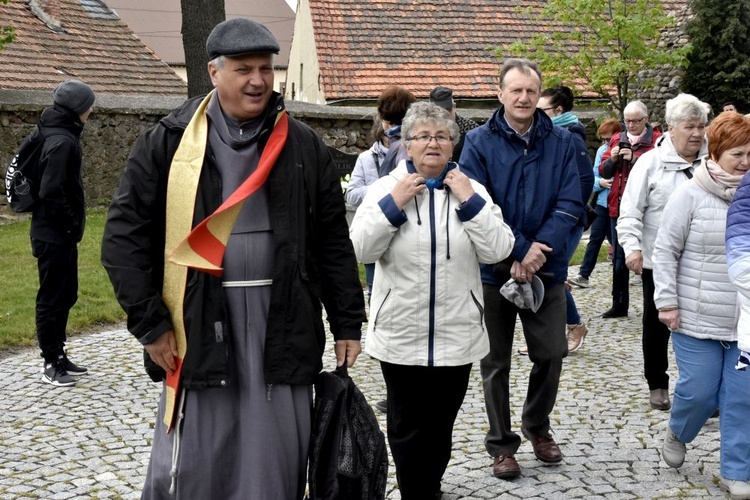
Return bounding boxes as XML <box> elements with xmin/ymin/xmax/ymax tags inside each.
<box><xmin>285</xmin><ymin>0</ymin><xmax>325</xmax><ymax>104</ymax></box>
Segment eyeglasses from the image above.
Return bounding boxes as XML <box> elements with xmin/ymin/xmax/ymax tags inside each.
<box><xmin>624</xmin><ymin>117</ymin><xmax>646</xmax><ymax>125</ymax></box>
<box><xmin>409</xmin><ymin>134</ymin><xmax>452</xmax><ymax>145</ymax></box>
<box><xmin>539</xmin><ymin>107</ymin><xmax>555</xmax><ymax>111</ymax></box>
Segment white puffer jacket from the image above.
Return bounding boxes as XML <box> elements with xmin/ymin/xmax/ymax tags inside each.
<box><xmin>652</xmin><ymin>180</ymin><xmax>739</xmax><ymax>340</ymax></box>
<box><xmin>617</xmin><ymin>133</ymin><xmax>707</xmax><ymax>269</ymax></box>
<box><xmin>349</xmin><ymin>161</ymin><xmax>514</xmax><ymax>366</ymax></box>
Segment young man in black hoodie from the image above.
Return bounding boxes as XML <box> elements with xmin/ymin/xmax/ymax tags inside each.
<box><xmin>33</xmin><ymin>79</ymin><xmax>95</xmax><ymax>387</ymax></box>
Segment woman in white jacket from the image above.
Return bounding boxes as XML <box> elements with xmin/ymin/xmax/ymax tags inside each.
<box><xmin>350</xmin><ymin>102</ymin><xmax>514</xmax><ymax>499</ymax></box>
<box><xmin>652</xmin><ymin>111</ymin><xmax>750</xmax><ymax>499</ymax></box>
<box><xmin>617</xmin><ymin>93</ymin><xmax>710</xmax><ymax>411</ymax></box>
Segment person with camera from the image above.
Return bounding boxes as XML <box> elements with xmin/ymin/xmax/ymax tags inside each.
<box><xmin>617</xmin><ymin>94</ymin><xmax>709</xmax><ymax>411</ymax></box>
<box><xmin>599</xmin><ymin>101</ymin><xmax>662</xmax><ymax>320</ymax></box>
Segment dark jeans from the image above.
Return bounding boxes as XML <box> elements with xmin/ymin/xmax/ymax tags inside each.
<box><xmin>565</xmin><ymin>226</ymin><xmax>584</xmax><ymax>325</ymax></box>
<box><xmin>364</xmin><ymin>262</ymin><xmax>375</xmax><ymax>291</ymax></box>
<box><xmin>381</xmin><ymin>361</ymin><xmax>471</xmax><ymax>499</ymax></box>
<box><xmin>641</xmin><ymin>269</ymin><xmax>671</xmax><ymax>390</ymax></box>
<box><xmin>480</xmin><ymin>283</ymin><xmax>566</xmax><ymax>457</ymax></box>
<box><xmin>579</xmin><ymin>205</ymin><xmax>612</xmax><ymax>279</ymax></box>
<box><xmin>32</xmin><ymin>238</ymin><xmax>78</xmax><ymax>363</ymax></box>
<box><xmin>610</xmin><ymin>217</ymin><xmax>629</xmax><ymax>312</ymax></box>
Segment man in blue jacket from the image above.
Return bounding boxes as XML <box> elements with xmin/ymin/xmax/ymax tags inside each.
<box><xmin>460</xmin><ymin>58</ymin><xmax>582</xmax><ymax>480</ymax></box>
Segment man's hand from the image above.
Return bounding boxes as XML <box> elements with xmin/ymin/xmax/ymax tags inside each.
<box><xmin>521</xmin><ymin>242</ymin><xmax>552</xmax><ymax>275</ymax></box>
<box><xmin>510</xmin><ymin>260</ymin><xmax>532</xmax><ymax>283</ymax></box>
<box><xmin>658</xmin><ymin>309</ymin><xmax>680</xmax><ymax>331</ymax></box>
<box><xmin>335</xmin><ymin>340</ymin><xmax>362</xmax><ymax>368</ymax></box>
<box><xmin>144</xmin><ymin>330</ymin><xmax>178</xmax><ymax>375</ymax></box>
<box><xmin>626</xmin><ymin>250</ymin><xmax>643</xmax><ymax>275</ymax></box>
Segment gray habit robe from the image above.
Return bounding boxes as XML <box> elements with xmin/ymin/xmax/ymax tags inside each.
<box><xmin>142</xmin><ymin>96</ymin><xmax>312</xmax><ymax>500</ymax></box>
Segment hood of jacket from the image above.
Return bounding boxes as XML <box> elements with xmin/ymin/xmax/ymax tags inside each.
<box><xmin>654</xmin><ymin>132</ymin><xmax>709</xmax><ymax>170</ymax></box>
<box><xmin>39</xmin><ymin>105</ymin><xmax>84</xmax><ymax>137</ymax></box>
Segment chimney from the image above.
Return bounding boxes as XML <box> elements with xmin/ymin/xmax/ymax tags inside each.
<box><xmin>29</xmin><ymin>0</ymin><xmax>64</xmax><ymax>32</ymax></box>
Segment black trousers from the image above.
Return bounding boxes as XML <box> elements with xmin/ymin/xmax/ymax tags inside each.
<box><xmin>611</xmin><ymin>217</ymin><xmax>629</xmax><ymax>312</ymax></box>
<box><xmin>641</xmin><ymin>269</ymin><xmax>671</xmax><ymax>390</ymax></box>
<box><xmin>480</xmin><ymin>283</ymin><xmax>567</xmax><ymax>457</ymax></box>
<box><xmin>32</xmin><ymin>238</ymin><xmax>78</xmax><ymax>363</ymax></box>
<box><xmin>381</xmin><ymin>361</ymin><xmax>472</xmax><ymax>500</ymax></box>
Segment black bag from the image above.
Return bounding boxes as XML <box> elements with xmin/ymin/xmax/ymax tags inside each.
<box><xmin>4</xmin><ymin>126</ymin><xmax>51</xmax><ymax>212</ymax></box>
<box><xmin>584</xmin><ymin>202</ymin><xmax>598</xmax><ymax>231</ymax></box>
<box><xmin>308</xmin><ymin>365</ymin><xmax>388</xmax><ymax>500</ymax></box>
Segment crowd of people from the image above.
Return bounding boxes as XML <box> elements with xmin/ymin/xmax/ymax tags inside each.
<box><xmin>22</xmin><ymin>15</ymin><xmax>750</xmax><ymax>500</ymax></box>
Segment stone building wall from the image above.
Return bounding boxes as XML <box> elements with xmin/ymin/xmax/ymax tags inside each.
<box><xmin>1</xmin><ymin>90</ymin><xmax>606</xmax><ymax>215</ymax></box>
<box><xmin>632</xmin><ymin>5</ymin><xmax>692</xmax><ymax>123</ymax></box>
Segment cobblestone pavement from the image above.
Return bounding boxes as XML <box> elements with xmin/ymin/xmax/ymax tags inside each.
<box><xmin>0</xmin><ymin>265</ymin><xmax>726</xmax><ymax>499</ymax></box>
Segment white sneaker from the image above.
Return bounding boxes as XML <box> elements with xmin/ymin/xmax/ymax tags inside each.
<box><xmin>720</xmin><ymin>478</ymin><xmax>750</xmax><ymax>500</ymax></box>
<box><xmin>568</xmin><ymin>275</ymin><xmax>590</xmax><ymax>288</ymax></box>
<box><xmin>661</xmin><ymin>428</ymin><xmax>685</xmax><ymax>468</ymax></box>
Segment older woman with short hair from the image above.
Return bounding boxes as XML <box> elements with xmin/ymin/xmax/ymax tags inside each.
<box><xmin>654</xmin><ymin>111</ymin><xmax>750</xmax><ymax>499</ymax></box>
<box><xmin>350</xmin><ymin>101</ymin><xmax>514</xmax><ymax>499</ymax></box>
<box><xmin>617</xmin><ymin>93</ymin><xmax>710</xmax><ymax>411</ymax></box>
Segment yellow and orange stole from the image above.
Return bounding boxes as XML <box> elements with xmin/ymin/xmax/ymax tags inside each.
<box><xmin>161</xmin><ymin>91</ymin><xmax>289</xmax><ymax>431</ymax></box>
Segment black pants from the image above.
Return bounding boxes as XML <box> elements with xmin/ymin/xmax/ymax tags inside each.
<box><xmin>610</xmin><ymin>217</ymin><xmax>629</xmax><ymax>312</ymax></box>
<box><xmin>641</xmin><ymin>269</ymin><xmax>671</xmax><ymax>390</ymax></box>
<box><xmin>32</xmin><ymin>238</ymin><xmax>78</xmax><ymax>363</ymax></box>
<box><xmin>480</xmin><ymin>283</ymin><xmax>567</xmax><ymax>457</ymax></box>
<box><xmin>381</xmin><ymin>361</ymin><xmax>472</xmax><ymax>500</ymax></box>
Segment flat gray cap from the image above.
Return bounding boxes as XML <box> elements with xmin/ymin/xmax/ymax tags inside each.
<box><xmin>206</xmin><ymin>18</ymin><xmax>280</xmax><ymax>59</ymax></box>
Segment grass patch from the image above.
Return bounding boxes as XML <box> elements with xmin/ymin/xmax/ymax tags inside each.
<box><xmin>569</xmin><ymin>239</ymin><xmax>610</xmax><ymax>267</ymax></box>
<box><xmin>0</xmin><ymin>209</ymin><xmax>125</xmax><ymax>351</ymax></box>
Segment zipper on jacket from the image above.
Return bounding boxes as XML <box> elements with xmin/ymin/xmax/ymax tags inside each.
<box><xmin>428</xmin><ymin>189</ymin><xmax>437</xmax><ymax>367</ymax></box>
<box><xmin>266</xmin><ymin>384</ymin><xmax>273</xmax><ymax>401</ymax></box>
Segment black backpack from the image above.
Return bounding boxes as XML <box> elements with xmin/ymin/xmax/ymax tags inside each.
<box><xmin>4</xmin><ymin>126</ymin><xmax>70</xmax><ymax>213</ymax></box>
<box><xmin>308</xmin><ymin>365</ymin><xmax>388</xmax><ymax>500</ymax></box>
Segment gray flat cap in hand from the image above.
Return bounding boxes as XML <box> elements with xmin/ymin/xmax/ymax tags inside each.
<box><xmin>206</xmin><ymin>18</ymin><xmax>280</xmax><ymax>59</ymax></box>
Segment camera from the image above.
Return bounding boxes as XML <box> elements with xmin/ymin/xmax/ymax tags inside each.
<box><xmin>618</xmin><ymin>138</ymin><xmax>631</xmax><ymax>151</ymax></box>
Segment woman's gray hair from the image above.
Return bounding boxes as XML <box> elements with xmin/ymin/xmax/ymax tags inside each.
<box><xmin>401</xmin><ymin>101</ymin><xmax>460</xmax><ymax>146</ymax></box>
<box><xmin>665</xmin><ymin>93</ymin><xmax>711</xmax><ymax>126</ymax></box>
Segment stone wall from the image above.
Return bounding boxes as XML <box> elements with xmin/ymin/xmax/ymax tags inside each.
<box><xmin>632</xmin><ymin>5</ymin><xmax>692</xmax><ymax>123</ymax></box>
<box><xmin>1</xmin><ymin>89</ymin><xmax>605</xmax><ymax>215</ymax></box>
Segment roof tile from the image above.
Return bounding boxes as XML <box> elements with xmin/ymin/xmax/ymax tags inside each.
<box><xmin>0</xmin><ymin>0</ymin><xmax>186</xmax><ymax>95</ymax></box>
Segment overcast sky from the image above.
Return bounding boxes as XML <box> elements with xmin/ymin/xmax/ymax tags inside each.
<box><xmin>285</xmin><ymin>0</ymin><xmax>296</xmax><ymax>11</ymax></box>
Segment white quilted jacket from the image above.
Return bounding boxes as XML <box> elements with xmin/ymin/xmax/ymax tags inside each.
<box><xmin>652</xmin><ymin>180</ymin><xmax>739</xmax><ymax>340</ymax></box>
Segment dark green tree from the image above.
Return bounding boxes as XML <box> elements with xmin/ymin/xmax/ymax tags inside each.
<box><xmin>682</xmin><ymin>0</ymin><xmax>750</xmax><ymax>113</ymax></box>
<box><xmin>0</xmin><ymin>0</ymin><xmax>15</xmax><ymax>50</ymax></box>
<box><xmin>181</xmin><ymin>0</ymin><xmax>225</xmax><ymax>97</ymax></box>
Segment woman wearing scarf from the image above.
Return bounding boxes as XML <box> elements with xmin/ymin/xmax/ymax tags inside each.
<box><xmin>653</xmin><ymin>111</ymin><xmax>750</xmax><ymax>499</ymax></box>
<box><xmin>531</xmin><ymin>85</ymin><xmax>594</xmax><ymax>354</ymax></box>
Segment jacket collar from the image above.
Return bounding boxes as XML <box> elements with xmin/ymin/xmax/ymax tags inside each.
<box><xmin>488</xmin><ymin>106</ymin><xmax>554</xmax><ymax>145</ymax></box>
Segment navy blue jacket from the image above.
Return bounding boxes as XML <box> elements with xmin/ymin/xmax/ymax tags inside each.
<box><xmin>459</xmin><ymin>107</ymin><xmax>582</xmax><ymax>286</ymax></box>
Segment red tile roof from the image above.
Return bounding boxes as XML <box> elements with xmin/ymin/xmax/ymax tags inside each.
<box><xmin>308</xmin><ymin>0</ymin><xmax>688</xmax><ymax>101</ymax></box>
<box><xmin>0</xmin><ymin>0</ymin><xmax>186</xmax><ymax>95</ymax></box>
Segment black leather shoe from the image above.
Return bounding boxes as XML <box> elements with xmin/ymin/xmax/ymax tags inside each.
<box><xmin>602</xmin><ymin>307</ymin><xmax>628</xmax><ymax>318</ymax></box>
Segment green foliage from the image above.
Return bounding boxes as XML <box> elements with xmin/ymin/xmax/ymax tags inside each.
<box><xmin>0</xmin><ymin>0</ymin><xmax>15</xmax><ymax>50</ymax></box>
<box><xmin>0</xmin><ymin>210</ymin><xmax>125</xmax><ymax>351</ymax></box>
<box><xmin>498</xmin><ymin>0</ymin><xmax>689</xmax><ymax>116</ymax></box>
<box><xmin>682</xmin><ymin>0</ymin><xmax>750</xmax><ymax>112</ymax></box>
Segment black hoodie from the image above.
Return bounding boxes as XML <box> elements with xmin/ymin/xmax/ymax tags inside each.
<box><xmin>31</xmin><ymin>105</ymin><xmax>86</xmax><ymax>243</ymax></box>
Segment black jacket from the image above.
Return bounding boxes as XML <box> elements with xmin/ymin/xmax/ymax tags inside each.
<box><xmin>102</xmin><ymin>93</ymin><xmax>366</xmax><ymax>387</ymax></box>
<box><xmin>31</xmin><ymin>105</ymin><xmax>86</xmax><ymax>244</ymax></box>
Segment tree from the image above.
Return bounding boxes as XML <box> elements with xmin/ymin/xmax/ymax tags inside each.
<box><xmin>682</xmin><ymin>0</ymin><xmax>750</xmax><ymax>112</ymax></box>
<box><xmin>499</xmin><ymin>0</ymin><xmax>689</xmax><ymax>117</ymax></box>
<box><xmin>0</xmin><ymin>0</ymin><xmax>15</xmax><ymax>50</ymax></box>
<box><xmin>181</xmin><ymin>0</ymin><xmax>225</xmax><ymax>97</ymax></box>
